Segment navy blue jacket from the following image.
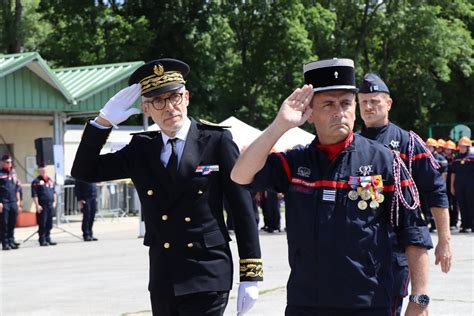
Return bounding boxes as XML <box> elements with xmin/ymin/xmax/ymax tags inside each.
<box><xmin>31</xmin><ymin>176</ymin><xmax>55</xmax><ymax>205</ymax></box>
<box><xmin>360</xmin><ymin>122</ymin><xmax>448</xmax><ymax>209</ymax></box>
<box><xmin>246</xmin><ymin>134</ymin><xmax>432</xmax><ymax>308</ymax></box>
<box><xmin>452</xmin><ymin>151</ymin><xmax>474</xmax><ymax>186</ymax></box>
<box><xmin>74</xmin><ymin>179</ymin><xmax>97</xmax><ymax>200</ymax></box>
<box><xmin>433</xmin><ymin>152</ymin><xmax>448</xmax><ymax>175</ymax></box>
<box><xmin>71</xmin><ymin>119</ymin><xmax>262</xmax><ymax>296</ymax></box>
<box><xmin>0</xmin><ymin>168</ymin><xmax>19</xmax><ymax>203</ymax></box>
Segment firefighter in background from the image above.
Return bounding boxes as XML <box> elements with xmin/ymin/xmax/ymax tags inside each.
<box><xmin>426</xmin><ymin>138</ymin><xmax>448</xmax><ymax>178</ymax></box>
<box><xmin>31</xmin><ymin>165</ymin><xmax>57</xmax><ymax>246</ymax></box>
<box><xmin>423</xmin><ymin>138</ymin><xmax>448</xmax><ymax>231</ymax></box>
<box><xmin>436</xmin><ymin>139</ymin><xmax>446</xmax><ymax>156</ymax></box>
<box><xmin>259</xmin><ymin>190</ymin><xmax>281</xmax><ymax>233</ymax></box>
<box><xmin>0</xmin><ymin>154</ymin><xmax>21</xmax><ymax>250</ymax></box>
<box><xmin>444</xmin><ymin>140</ymin><xmax>459</xmax><ymax>229</ymax></box>
<box><xmin>451</xmin><ymin>136</ymin><xmax>474</xmax><ymax>233</ymax></box>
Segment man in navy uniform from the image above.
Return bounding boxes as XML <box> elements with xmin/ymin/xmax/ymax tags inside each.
<box><xmin>451</xmin><ymin>136</ymin><xmax>474</xmax><ymax>232</ymax></box>
<box><xmin>74</xmin><ymin>179</ymin><xmax>98</xmax><ymax>241</ymax></box>
<box><xmin>31</xmin><ymin>165</ymin><xmax>57</xmax><ymax>246</ymax></box>
<box><xmin>232</xmin><ymin>58</ymin><xmax>432</xmax><ymax>315</ymax></box>
<box><xmin>424</xmin><ymin>138</ymin><xmax>448</xmax><ymax>231</ymax></box>
<box><xmin>0</xmin><ymin>154</ymin><xmax>21</xmax><ymax>250</ymax></box>
<box><xmin>357</xmin><ymin>73</ymin><xmax>451</xmax><ymax>314</ymax></box>
<box><xmin>72</xmin><ymin>58</ymin><xmax>262</xmax><ymax>315</ymax></box>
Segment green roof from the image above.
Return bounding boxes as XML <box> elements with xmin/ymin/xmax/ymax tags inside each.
<box><xmin>0</xmin><ymin>52</ymin><xmax>145</xmax><ymax>112</ymax></box>
<box><xmin>53</xmin><ymin>61</ymin><xmax>144</xmax><ymax>102</ymax></box>
<box><xmin>0</xmin><ymin>52</ymin><xmax>74</xmax><ymax>103</ymax></box>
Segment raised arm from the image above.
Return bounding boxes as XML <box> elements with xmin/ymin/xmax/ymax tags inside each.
<box><xmin>231</xmin><ymin>84</ymin><xmax>313</xmax><ymax>185</ymax></box>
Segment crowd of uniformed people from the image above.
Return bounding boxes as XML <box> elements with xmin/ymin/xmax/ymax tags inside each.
<box><xmin>0</xmin><ymin>155</ymin><xmax>98</xmax><ymax>250</ymax></box>
<box><xmin>425</xmin><ymin>136</ymin><xmax>474</xmax><ymax>233</ymax></box>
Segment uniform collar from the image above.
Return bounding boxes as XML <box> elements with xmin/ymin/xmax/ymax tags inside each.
<box><xmin>315</xmin><ymin>132</ymin><xmax>354</xmax><ymax>160</ymax></box>
<box><xmin>360</xmin><ymin>122</ymin><xmax>390</xmax><ymax>140</ymax></box>
<box><xmin>161</xmin><ymin>116</ymin><xmax>191</xmax><ymax>144</ymax></box>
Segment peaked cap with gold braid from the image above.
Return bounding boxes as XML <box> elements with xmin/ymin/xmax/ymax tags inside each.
<box><xmin>129</xmin><ymin>58</ymin><xmax>190</xmax><ymax>97</ymax></box>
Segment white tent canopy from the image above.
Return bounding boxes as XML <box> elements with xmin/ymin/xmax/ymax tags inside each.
<box><xmin>274</xmin><ymin>126</ymin><xmax>315</xmax><ymax>151</ymax></box>
<box><xmin>220</xmin><ymin>116</ymin><xmax>314</xmax><ymax>152</ymax></box>
<box><xmin>220</xmin><ymin>116</ymin><xmax>262</xmax><ymax>150</ymax></box>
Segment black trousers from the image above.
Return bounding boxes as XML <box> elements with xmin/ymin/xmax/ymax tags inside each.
<box><xmin>1</xmin><ymin>202</ymin><xmax>17</xmax><ymax>245</ymax></box>
<box><xmin>455</xmin><ymin>183</ymin><xmax>474</xmax><ymax>230</ymax></box>
<box><xmin>285</xmin><ymin>305</ymin><xmax>391</xmax><ymax>316</ymax></box>
<box><xmin>150</xmin><ymin>291</ymin><xmax>229</xmax><ymax>316</ymax></box>
<box><xmin>81</xmin><ymin>198</ymin><xmax>97</xmax><ymax>238</ymax></box>
<box><xmin>37</xmin><ymin>203</ymin><xmax>53</xmax><ymax>242</ymax></box>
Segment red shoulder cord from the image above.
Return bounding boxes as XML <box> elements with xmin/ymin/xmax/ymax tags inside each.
<box><xmin>390</xmin><ymin>150</ymin><xmax>420</xmax><ymax>226</ymax></box>
<box><xmin>408</xmin><ymin>131</ymin><xmax>440</xmax><ymax>173</ymax></box>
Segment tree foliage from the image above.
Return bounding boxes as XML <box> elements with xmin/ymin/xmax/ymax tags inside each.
<box><xmin>1</xmin><ymin>0</ymin><xmax>473</xmax><ymax>135</ymax></box>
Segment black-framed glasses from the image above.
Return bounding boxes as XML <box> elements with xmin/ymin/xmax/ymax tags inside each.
<box><xmin>145</xmin><ymin>93</ymin><xmax>184</xmax><ymax>111</ymax></box>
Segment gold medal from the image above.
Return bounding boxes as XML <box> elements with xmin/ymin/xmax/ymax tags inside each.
<box><xmin>376</xmin><ymin>194</ymin><xmax>385</xmax><ymax>203</ymax></box>
<box><xmin>370</xmin><ymin>200</ymin><xmax>380</xmax><ymax>209</ymax></box>
<box><xmin>358</xmin><ymin>200</ymin><xmax>368</xmax><ymax>210</ymax></box>
<box><xmin>359</xmin><ymin>189</ymin><xmax>371</xmax><ymax>201</ymax></box>
<box><xmin>348</xmin><ymin>190</ymin><xmax>359</xmax><ymax>201</ymax></box>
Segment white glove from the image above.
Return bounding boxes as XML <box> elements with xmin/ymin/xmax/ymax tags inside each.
<box><xmin>99</xmin><ymin>83</ymin><xmax>142</xmax><ymax>128</ymax></box>
<box><xmin>236</xmin><ymin>281</ymin><xmax>258</xmax><ymax>315</ymax></box>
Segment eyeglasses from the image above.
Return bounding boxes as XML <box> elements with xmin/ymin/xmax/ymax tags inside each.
<box><xmin>144</xmin><ymin>93</ymin><xmax>184</xmax><ymax>111</ymax></box>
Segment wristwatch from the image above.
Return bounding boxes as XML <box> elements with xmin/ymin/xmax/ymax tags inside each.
<box><xmin>409</xmin><ymin>294</ymin><xmax>430</xmax><ymax>307</ymax></box>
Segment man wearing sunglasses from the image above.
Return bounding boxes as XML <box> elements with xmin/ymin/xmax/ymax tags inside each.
<box><xmin>72</xmin><ymin>58</ymin><xmax>262</xmax><ymax>316</ymax></box>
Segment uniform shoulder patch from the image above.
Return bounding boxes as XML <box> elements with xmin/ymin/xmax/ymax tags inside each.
<box><xmin>198</xmin><ymin>119</ymin><xmax>230</xmax><ymax>129</ymax></box>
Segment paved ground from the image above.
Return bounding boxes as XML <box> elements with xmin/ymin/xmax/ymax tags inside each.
<box><xmin>1</xmin><ymin>216</ymin><xmax>473</xmax><ymax>315</ymax></box>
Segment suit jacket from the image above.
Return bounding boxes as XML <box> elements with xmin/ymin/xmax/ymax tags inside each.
<box><xmin>71</xmin><ymin>118</ymin><xmax>262</xmax><ymax>296</ymax></box>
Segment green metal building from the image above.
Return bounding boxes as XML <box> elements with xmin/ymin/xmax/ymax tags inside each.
<box><xmin>0</xmin><ymin>52</ymin><xmax>144</xmax><ymax>184</ymax></box>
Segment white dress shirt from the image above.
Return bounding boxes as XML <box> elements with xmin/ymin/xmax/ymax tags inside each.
<box><xmin>160</xmin><ymin>117</ymin><xmax>191</xmax><ymax>168</ymax></box>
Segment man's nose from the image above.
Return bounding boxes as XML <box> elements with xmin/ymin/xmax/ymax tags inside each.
<box><xmin>333</xmin><ymin>103</ymin><xmax>344</xmax><ymax>117</ymax></box>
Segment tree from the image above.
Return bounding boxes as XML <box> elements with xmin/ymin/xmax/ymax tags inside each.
<box><xmin>1</xmin><ymin>0</ymin><xmax>23</xmax><ymax>53</ymax></box>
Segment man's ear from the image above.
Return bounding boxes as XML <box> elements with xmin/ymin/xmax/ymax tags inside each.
<box><xmin>184</xmin><ymin>90</ymin><xmax>190</xmax><ymax>107</ymax></box>
<box><xmin>141</xmin><ymin>103</ymin><xmax>150</xmax><ymax>117</ymax></box>
<box><xmin>386</xmin><ymin>96</ymin><xmax>393</xmax><ymax>112</ymax></box>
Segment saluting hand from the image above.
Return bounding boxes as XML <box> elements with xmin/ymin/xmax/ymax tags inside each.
<box><xmin>275</xmin><ymin>84</ymin><xmax>313</xmax><ymax>131</ymax></box>
<box><xmin>98</xmin><ymin>83</ymin><xmax>142</xmax><ymax>128</ymax></box>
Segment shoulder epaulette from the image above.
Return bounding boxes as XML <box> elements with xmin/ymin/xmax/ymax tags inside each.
<box><xmin>198</xmin><ymin>119</ymin><xmax>230</xmax><ymax>129</ymax></box>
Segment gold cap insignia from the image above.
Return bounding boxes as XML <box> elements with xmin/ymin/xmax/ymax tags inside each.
<box><xmin>154</xmin><ymin>64</ymin><xmax>165</xmax><ymax>76</ymax></box>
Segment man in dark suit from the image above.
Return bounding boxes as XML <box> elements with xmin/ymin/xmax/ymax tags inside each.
<box><xmin>71</xmin><ymin>58</ymin><xmax>262</xmax><ymax>316</ymax></box>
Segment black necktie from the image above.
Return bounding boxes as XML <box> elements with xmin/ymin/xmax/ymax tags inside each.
<box><xmin>167</xmin><ymin>138</ymin><xmax>178</xmax><ymax>178</ymax></box>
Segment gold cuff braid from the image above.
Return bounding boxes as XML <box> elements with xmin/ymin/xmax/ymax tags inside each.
<box><xmin>239</xmin><ymin>258</ymin><xmax>263</xmax><ymax>281</ymax></box>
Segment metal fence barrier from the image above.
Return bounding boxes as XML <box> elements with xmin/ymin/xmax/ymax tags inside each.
<box><xmin>60</xmin><ymin>181</ymin><xmax>140</xmax><ymax>221</ymax></box>
<box><xmin>18</xmin><ymin>180</ymin><xmax>140</xmax><ymax>228</ymax></box>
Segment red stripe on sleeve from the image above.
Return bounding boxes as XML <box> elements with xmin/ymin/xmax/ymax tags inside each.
<box><xmin>275</xmin><ymin>152</ymin><xmax>292</xmax><ymax>182</ymax></box>
<box><xmin>399</xmin><ymin>152</ymin><xmax>429</xmax><ymax>161</ymax></box>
